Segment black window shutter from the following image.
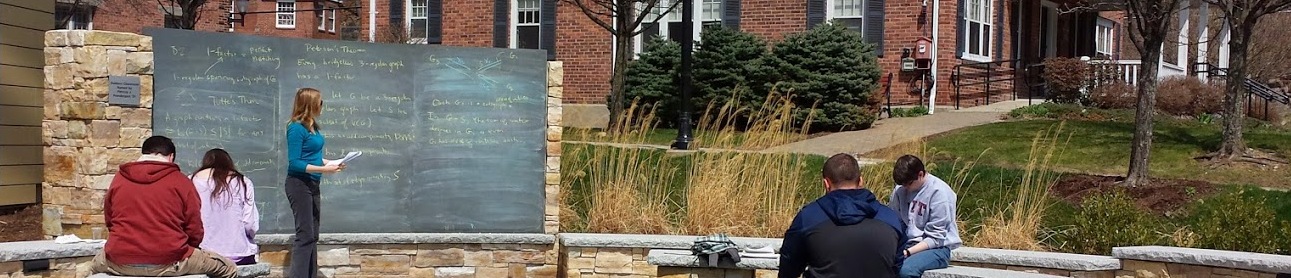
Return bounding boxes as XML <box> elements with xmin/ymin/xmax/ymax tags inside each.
<box><xmin>994</xmin><ymin>0</ymin><xmax>1003</xmax><ymax>60</ymax></box>
<box><xmin>955</xmin><ymin>0</ymin><xmax>966</xmax><ymax>58</ymax></box>
<box><xmin>806</xmin><ymin>0</ymin><xmax>825</xmax><ymax>29</ymax></box>
<box><xmin>428</xmin><ymin>0</ymin><xmax>443</xmax><ymax>44</ymax></box>
<box><xmin>723</xmin><ymin>0</ymin><xmax>741</xmax><ymax>30</ymax></box>
<box><xmin>541</xmin><ymin>0</ymin><xmax>557</xmax><ymax>60</ymax></box>
<box><xmin>494</xmin><ymin>0</ymin><xmax>509</xmax><ymax>48</ymax></box>
<box><xmin>390</xmin><ymin>0</ymin><xmax>404</xmax><ymax>28</ymax></box>
<box><xmin>863</xmin><ymin>0</ymin><xmax>885</xmax><ymax>57</ymax></box>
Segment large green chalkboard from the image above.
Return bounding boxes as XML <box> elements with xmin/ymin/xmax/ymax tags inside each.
<box><xmin>147</xmin><ymin>28</ymin><xmax>548</xmax><ymax>233</ymax></box>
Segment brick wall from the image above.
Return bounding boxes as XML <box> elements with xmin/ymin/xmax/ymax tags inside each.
<box><xmin>89</xmin><ymin>1</ymin><xmax>230</xmax><ymax>34</ymax></box>
<box><xmin>740</xmin><ymin>0</ymin><xmax>806</xmax><ymax>42</ymax></box>
<box><xmin>443</xmin><ymin>0</ymin><xmax>496</xmax><ymax>47</ymax></box>
<box><xmin>555</xmin><ymin>2</ymin><xmax>613</xmax><ymax>104</ymax></box>
<box><xmin>234</xmin><ymin>0</ymin><xmax>344</xmax><ymax>40</ymax></box>
<box><xmin>41</xmin><ymin>31</ymin><xmax>155</xmax><ymax>238</ymax></box>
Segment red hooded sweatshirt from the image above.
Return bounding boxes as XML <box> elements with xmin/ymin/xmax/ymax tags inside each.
<box><xmin>104</xmin><ymin>158</ymin><xmax>204</xmax><ymax>265</ymax></box>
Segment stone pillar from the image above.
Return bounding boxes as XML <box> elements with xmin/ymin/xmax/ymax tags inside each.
<box><xmin>545</xmin><ymin>61</ymin><xmax>563</xmax><ymax>235</ymax></box>
<box><xmin>41</xmin><ymin>30</ymin><xmax>154</xmax><ymax>238</ymax></box>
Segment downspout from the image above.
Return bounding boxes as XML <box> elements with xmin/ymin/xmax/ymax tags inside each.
<box><xmin>928</xmin><ymin>0</ymin><xmax>940</xmax><ymax>113</ymax></box>
<box><xmin>368</xmin><ymin>0</ymin><xmax>377</xmax><ymax>42</ymax></box>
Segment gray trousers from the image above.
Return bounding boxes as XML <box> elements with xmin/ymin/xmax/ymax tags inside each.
<box><xmin>284</xmin><ymin>175</ymin><xmax>320</xmax><ymax>278</ymax></box>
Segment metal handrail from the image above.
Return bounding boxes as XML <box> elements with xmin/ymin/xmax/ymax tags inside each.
<box><xmin>1194</xmin><ymin>62</ymin><xmax>1288</xmax><ymax>120</ymax></box>
<box><xmin>952</xmin><ymin>59</ymin><xmax>1025</xmax><ymax>109</ymax></box>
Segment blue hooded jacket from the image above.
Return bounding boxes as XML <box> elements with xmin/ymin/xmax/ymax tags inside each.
<box><xmin>778</xmin><ymin>189</ymin><xmax>908</xmax><ymax>278</ymax></box>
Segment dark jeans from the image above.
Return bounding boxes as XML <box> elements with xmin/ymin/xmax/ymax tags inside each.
<box><xmin>285</xmin><ymin>175</ymin><xmax>320</xmax><ymax>278</ymax></box>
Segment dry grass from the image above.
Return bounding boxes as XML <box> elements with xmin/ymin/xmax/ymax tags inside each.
<box><xmin>682</xmin><ymin>92</ymin><xmax>815</xmax><ymax>237</ymax></box>
<box><xmin>562</xmin><ymin>92</ymin><xmax>822</xmax><ymax>237</ymax></box>
<box><xmin>560</xmin><ymin>103</ymin><xmax>676</xmax><ymax>234</ymax></box>
<box><xmin>967</xmin><ymin>122</ymin><xmax>1070</xmax><ymax>251</ymax></box>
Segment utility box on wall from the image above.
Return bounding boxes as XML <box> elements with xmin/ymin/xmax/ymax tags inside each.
<box><xmin>914</xmin><ymin>37</ymin><xmax>933</xmax><ymax>70</ymax></box>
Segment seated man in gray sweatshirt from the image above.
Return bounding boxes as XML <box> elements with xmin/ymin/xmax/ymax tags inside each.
<box><xmin>888</xmin><ymin>155</ymin><xmax>962</xmax><ymax>278</ymax></box>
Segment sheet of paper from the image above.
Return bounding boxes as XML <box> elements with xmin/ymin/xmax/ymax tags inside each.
<box><xmin>326</xmin><ymin>151</ymin><xmax>362</xmax><ymax>166</ymax></box>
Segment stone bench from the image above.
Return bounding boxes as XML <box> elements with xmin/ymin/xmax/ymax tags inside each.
<box><xmin>924</xmin><ymin>266</ymin><xmax>1069</xmax><ymax>278</ymax></box>
<box><xmin>950</xmin><ymin>247</ymin><xmax>1121</xmax><ymax>276</ymax></box>
<box><xmin>1113</xmin><ymin>246</ymin><xmax>1291</xmax><ymax>275</ymax></box>
<box><xmin>86</xmin><ymin>263</ymin><xmax>270</xmax><ymax>278</ymax></box>
<box><xmin>646</xmin><ymin>249</ymin><xmax>778</xmax><ymax>270</ymax></box>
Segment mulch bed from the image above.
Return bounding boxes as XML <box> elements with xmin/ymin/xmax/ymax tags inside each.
<box><xmin>1051</xmin><ymin>174</ymin><xmax>1220</xmax><ymax>215</ymax></box>
<box><xmin>0</xmin><ymin>204</ymin><xmax>44</xmax><ymax>242</ymax></box>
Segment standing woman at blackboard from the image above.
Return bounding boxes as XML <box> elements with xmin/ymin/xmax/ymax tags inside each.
<box><xmin>283</xmin><ymin>87</ymin><xmax>344</xmax><ymax>278</ymax></box>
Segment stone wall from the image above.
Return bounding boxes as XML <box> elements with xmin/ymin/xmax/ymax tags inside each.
<box><xmin>41</xmin><ymin>30</ymin><xmax>155</xmax><ymax>239</ymax></box>
<box><xmin>559</xmin><ymin>234</ymin><xmax>780</xmax><ymax>278</ymax></box>
<box><xmin>951</xmin><ymin>262</ymin><xmax>1118</xmax><ymax>277</ymax></box>
<box><xmin>40</xmin><ymin>30</ymin><xmax>564</xmax><ymax>238</ymax></box>
<box><xmin>0</xmin><ymin>256</ymin><xmax>94</xmax><ymax>278</ymax></box>
<box><xmin>254</xmin><ymin>234</ymin><xmax>558</xmax><ymax>278</ymax></box>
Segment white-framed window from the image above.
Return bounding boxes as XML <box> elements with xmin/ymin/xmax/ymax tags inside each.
<box><xmin>408</xmin><ymin>0</ymin><xmax>430</xmax><ymax>43</ymax></box>
<box><xmin>631</xmin><ymin>0</ymin><xmax>723</xmax><ymax>55</ymax></box>
<box><xmin>55</xmin><ymin>4</ymin><xmax>94</xmax><ymax>30</ymax></box>
<box><xmin>317</xmin><ymin>9</ymin><xmax>326</xmax><ymax>31</ymax></box>
<box><xmin>276</xmin><ymin>0</ymin><xmax>296</xmax><ymax>29</ymax></box>
<box><xmin>328</xmin><ymin>10</ymin><xmax>336</xmax><ymax>33</ymax></box>
<box><xmin>827</xmin><ymin>0</ymin><xmax>864</xmax><ymax>33</ymax></box>
<box><xmin>510</xmin><ymin>0</ymin><xmax>542</xmax><ymax>49</ymax></box>
<box><xmin>961</xmin><ymin>0</ymin><xmax>991</xmax><ymax>62</ymax></box>
<box><xmin>1095</xmin><ymin>17</ymin><xmax>1114</xmax><ymax>57</ymax></box>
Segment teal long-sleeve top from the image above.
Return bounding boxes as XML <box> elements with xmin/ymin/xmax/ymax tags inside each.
<box><xmin>286</xmin><ymin>122</ymin><xmax>324</xmax><ymax>181</ymax></box>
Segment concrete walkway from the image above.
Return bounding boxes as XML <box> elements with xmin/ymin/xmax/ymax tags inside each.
<box><xmin>763</xmin><ymin>100</ymin><xmax>1037</xmax><ymax>157</ymax></box>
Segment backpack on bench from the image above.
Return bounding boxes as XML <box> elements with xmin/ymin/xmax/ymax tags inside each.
<box><xmin>690</xmin><ymin>234</ymin><xmax>741</xmax><ymax>267</ymax></box>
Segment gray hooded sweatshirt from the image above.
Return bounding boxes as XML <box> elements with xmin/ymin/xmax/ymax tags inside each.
<box><xmin>887</xmin><ymin>173</ymin><xmax>963</xmax><ymax>250</ymax></box>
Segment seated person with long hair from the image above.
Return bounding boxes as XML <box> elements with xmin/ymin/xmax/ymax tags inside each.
<box><xmin>191</xmin><ymin>148</ymin><xmax>260</xmax><ymax>265</ymax></box>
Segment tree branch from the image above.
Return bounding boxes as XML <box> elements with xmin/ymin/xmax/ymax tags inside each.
<box><xmin>562</xmin><ymin>0</ymin><xmax>617</xmax><ymax>33</ymax></box>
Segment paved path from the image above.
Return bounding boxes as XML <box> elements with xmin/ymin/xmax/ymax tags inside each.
<box><xmin>762</xmin><ymin>100</ymin><xmax>1036</xmax><ymax>157</ymax></box>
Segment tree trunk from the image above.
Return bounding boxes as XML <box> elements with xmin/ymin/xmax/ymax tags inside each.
<box><xmin>1125</xmin><ymin>39</ymin><xmax>1164</xmax><ymax>187</ymax></box>
<box><xmin>1217</xmin><ymin>16</ymin><xmax>1253</xmax><ymax>159</ymax></box>
<box><xmin>605</xmin><ymin>5</ymin><xmax>634</xmax><ymax>131</ymax></box>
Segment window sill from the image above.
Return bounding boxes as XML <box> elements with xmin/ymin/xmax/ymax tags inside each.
<box><xmin>961</xmin><ymin>53</ymin><xmax>992</xmax><ymax>63</ymax></box>
<box><xmin>277</xmin><ymin>26</ymin><xmax>296</xmax><ymax>30</ymax></box>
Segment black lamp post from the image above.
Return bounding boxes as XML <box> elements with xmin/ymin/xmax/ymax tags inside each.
<box><xmin>670</xmin><ymin>0</ymin><xmax>695</xmax><ymax>150</ymax></box>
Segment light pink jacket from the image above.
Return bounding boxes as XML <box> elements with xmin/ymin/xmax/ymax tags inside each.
<box><xmin>191</xmin><ymin>171</ymin><xmax>259</xmax><ymax>261</ymax></box>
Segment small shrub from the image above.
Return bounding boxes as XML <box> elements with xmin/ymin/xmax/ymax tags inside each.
<box><xmin>1041</xmin><ymin>58</ymin><xmax>1092</xmax><ymax>104</ymax></box>
<box><xmin>1156</xmin><ymin>76</ymin><xmax>1224</xmax><ymax>116</ymax></box>
<box><xmin>1089</xmin><ymin>82</ymin><xmax>1136</xmax><ymax>110</ymax></box>
<box><xmin>694</xmin><ymin>25</ymin><xmax>773</xmax><ymax>120</ymax></box>
<box><xmin>1186</xmin><ymin>191</ymin><xmax>1285</xmax><ymax>254</ymax></box>
<box><xmin>1008</xmin><ymin>104</ymin><xmax>1052</xmax><ymax>119</ymax></box>
<box><xmin>1050</xmin><ymin>190</ymin><xmax>1170</xmax><ymax>255</ymax></box>
<box><xmin>621</xmin><ymin>38</ymin><xmax>681</xmax><ymax>126</ymax></box>
<box><xmin>890</xmin><ymin>106</ymin><xmax>930</xmax><ymax>118</ymax></box>
<box><xmin>767</xmin><ymin>23</ymin><xmax>882</xmax><ymax>132</ymax></box>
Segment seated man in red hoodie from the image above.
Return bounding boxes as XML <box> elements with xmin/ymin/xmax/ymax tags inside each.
<box><xmin>90</xmin><ymin>136</ymin><xmax>237</xmax><ymax>278</ymax></box>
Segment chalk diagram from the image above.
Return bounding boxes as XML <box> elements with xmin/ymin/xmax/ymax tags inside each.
<box><xmin>440</xmin><ymin>52</ymin><xmax>517</xmax><ymax>91</ymax></box>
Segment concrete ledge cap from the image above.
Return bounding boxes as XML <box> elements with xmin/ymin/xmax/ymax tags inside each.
<box><xmin>646</xmin><ymin>249</ymin><xmax>779</xmax><ymax>270</ymax></box>
<box><xmin>0</xmin><ymin>240</ymin><xmax>102</xmax><ymax>262</ymax></box>
<box><xmin>256</xmin><ymin>233</ymin><xmax>555</xmax><ymax>245</ymax></box>
<box><xmin>952</xmin><ymin>247</ymin><xmax>1121</xmax><ymax>271</ymax></box>
<box><xmin>559</xmin><ymin>233</ymin><xmax>781</xmax><ymax>250</ymax></box>
<box><xmin>87</xmin><ymin>263</ymin><xmax>270</xmax><ymax>278</ymax></box>
<box><xmin>924</xmin><ymin>266</ymin><xmax>1068</xmax><ymax>278</ymax></box>
<box><xmin>1113</xmin><ymin>246</ymin><xmax>1291</xmax><ymax>274</ymax></box>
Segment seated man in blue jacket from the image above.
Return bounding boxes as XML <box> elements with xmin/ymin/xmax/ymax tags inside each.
<box><xmin>779</xmin><ymin>153</ymin><xmax>907</xmax><ymax>278</ymax></box>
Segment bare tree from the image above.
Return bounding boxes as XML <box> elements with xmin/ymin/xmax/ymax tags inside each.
<box><xmin>125</xmin><ymin>0</ymin><xmax>212</xmax><ymax>30</ymax></box>
<box><xmin>1122</xmin><ymin>0</ymin><xmax>1189</xmax><ymax>187</ymax></box>
<box><xmin>562</xmin><ymin>0</ymin><xmax>679</xmax><ymax>129</ymax></box>
<box><xmin>1199</xmin><ymin>0</ymin><xmax>1291</xmax><ymax>163</ymax></box>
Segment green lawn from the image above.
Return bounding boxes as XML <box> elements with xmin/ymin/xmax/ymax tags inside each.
<box><xmin>923</xmin><ymin>120</ymin><xmax>1291</xmax><ymax>188</ymax></box>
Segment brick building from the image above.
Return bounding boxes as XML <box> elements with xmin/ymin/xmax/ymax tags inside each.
<box><xmin>66</xmin><ymin>0</ymin><xmax>1176</xmax><ymax>112</ymax></box>
<box><xmin>352</xmin><ymin>0</ymin><xmax>1132</xmax><ymax>110</ymax></box>
<box><xmin>51</xmin><ymin>0</ymin><xmax>231</xmax><ymax>34</ymax></box>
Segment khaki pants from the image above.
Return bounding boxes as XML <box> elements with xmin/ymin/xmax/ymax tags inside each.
<box><xmin>91</xmin><ymin>248</ymin><xmax>237</xmax><ymax>278</ymax></box>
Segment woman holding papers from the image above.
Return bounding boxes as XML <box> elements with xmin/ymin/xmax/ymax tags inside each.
<box><xmin>283</xmin><ymin>87</ymin><xmax>344</xmax><ymax>278</ymax></box>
